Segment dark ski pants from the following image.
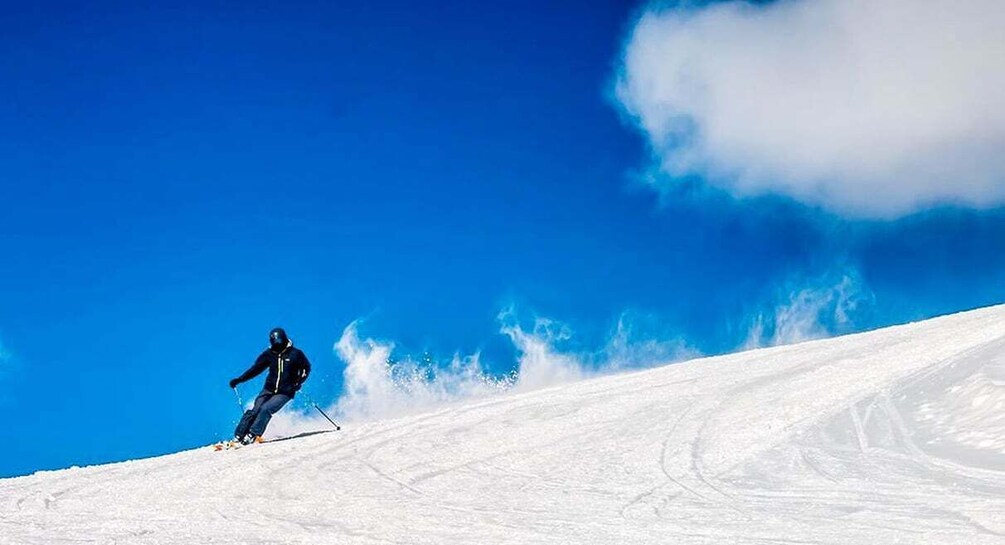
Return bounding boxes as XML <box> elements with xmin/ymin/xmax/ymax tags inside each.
<box><xmin>234</xmin><ymin>391</ymin><xmax>291</xmax><ymax>439</ymax></box>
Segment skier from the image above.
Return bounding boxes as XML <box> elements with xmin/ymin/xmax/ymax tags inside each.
<box><xmin>228</xmin><ymin>327</ymin><xmax>311</xmax><ymax>445</ymax></box>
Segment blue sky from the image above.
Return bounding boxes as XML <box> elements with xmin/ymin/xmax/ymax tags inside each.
<box><xmin>2</xmin><ymin>0</ymin><xmax>1004</xmax><ymax>478</ymax></box>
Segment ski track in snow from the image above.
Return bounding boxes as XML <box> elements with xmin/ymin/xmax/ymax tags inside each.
<box><xmin>5</xmin><ymin>306</ymin><xmax>1005</xmax><ymax>544</ymax></box>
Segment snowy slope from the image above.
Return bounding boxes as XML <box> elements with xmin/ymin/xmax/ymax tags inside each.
<box><xmin>4</xmin><ymin>305</ymin><xmax>1005</xmax><ymax>544</ymax></box>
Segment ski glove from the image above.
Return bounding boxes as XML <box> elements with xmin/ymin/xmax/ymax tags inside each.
<box><xmin>229</xmin><ymin>378</ymin><xmax>240</xmax><ymax>389</ymax></box>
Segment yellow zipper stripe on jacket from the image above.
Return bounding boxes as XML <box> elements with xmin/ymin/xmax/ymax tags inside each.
<box><xmin>275</xmin><ymin>343</ymin><xmax>288</xmax><ymax>392</ymax></box>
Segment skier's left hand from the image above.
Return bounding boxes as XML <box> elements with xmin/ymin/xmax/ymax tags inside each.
<box><xmin>229</xmin><ymin>378</ymin><xmax>240</xmax><ymax>389</ymax></box>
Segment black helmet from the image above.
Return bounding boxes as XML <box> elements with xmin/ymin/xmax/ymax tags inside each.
<box><xmin>269</xmin><ymin>327</ymin><xmax>289</xmax><ymax>351</ymax></box>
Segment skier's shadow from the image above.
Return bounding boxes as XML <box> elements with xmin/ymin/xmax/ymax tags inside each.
<box><xmin>266</xmin><ymin>429</ymin><xmax>337</xmax><ymax>444</ymax></box>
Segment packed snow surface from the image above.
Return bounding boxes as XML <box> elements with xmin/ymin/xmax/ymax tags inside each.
<box><xmin>5</xmin><ymin>305</ymin><xmax>1005</xmax><ymax>544</ymax></box>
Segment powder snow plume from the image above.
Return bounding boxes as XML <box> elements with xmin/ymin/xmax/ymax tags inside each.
<box><xmin>269</xmin><ymin>311</ymin><xmax>697</xmax><ymax>437</ymax></box>
<box><xmin>744</xmin><ymin>270</ymin><xmax>874</xmax><ymax>349</ymax></box>
<box><xmin>333</xmin><ymin>322</ymin><xmax>514</xmax><ymax>421</ymax></box>
<box><xmin>270</xmin><ymin>277</ymin><xmax>872</xmax><ymax>439</ymax></box>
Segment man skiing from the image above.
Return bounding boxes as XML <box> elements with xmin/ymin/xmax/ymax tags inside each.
<box><xmin>228</xmin><ymin>327</ymin><xmax>311</xmax><ymax>445</ymax></box>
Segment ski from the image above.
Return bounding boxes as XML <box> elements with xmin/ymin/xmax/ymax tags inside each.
<box><xmin>210</xmin><ymin>429</ymin><xmax>336</xmax><ymax>451</ymax></box>
<box><xmin>211</xmin><ymin>440</ymin><xmax>244</xmax><ymax>451</ymax></box>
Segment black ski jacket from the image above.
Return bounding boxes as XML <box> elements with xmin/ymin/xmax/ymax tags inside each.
<box><xmin>233</xmin><ymin>342</ymin><xmax>311</xmax><ymax>397</ymax></box>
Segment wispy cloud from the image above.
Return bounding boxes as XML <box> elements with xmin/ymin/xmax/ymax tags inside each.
<box><xmin>616</xmin><ymin>0</ymin><xmax>1005</xmax><ymax>217</ymax></box>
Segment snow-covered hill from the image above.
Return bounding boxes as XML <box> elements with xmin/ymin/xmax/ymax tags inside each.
<box><xmin>4</xmin><ymin>305</ymin><xmax>1005</xmax><ymax>544</ymax></box>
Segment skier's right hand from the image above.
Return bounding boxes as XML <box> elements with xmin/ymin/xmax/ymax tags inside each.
<box><xmin>229</xmin><ymin>378</ymin><xmax>240</xmax><ymax>389</ymax></box>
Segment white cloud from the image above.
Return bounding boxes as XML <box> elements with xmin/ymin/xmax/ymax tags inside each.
<box><xmin>616</xmin><ymin>0</ymin><xmax>1005</xmax><ymax>217</ymax></box>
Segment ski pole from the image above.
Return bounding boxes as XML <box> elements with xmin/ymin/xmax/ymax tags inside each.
<box><xmin>313</xmin><ymin>403</ymin><xmax>341</xmax><ymax>431</ymax></box>
<box><xmin>232</xmin><ymin>387</ymin><xmax>244</xmax><ymax>408</ymax></box>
